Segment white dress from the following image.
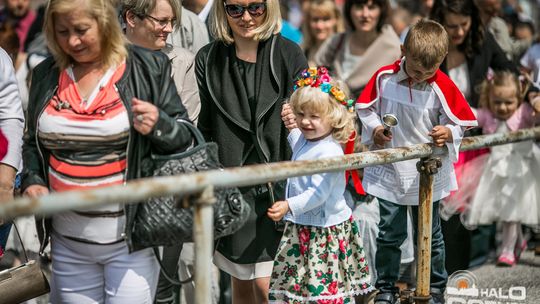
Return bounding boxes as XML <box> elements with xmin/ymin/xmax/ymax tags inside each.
<box><xmin>464</xmin><ymin>122</ymin><xmax>540</xmax><ymax>228</ymax></box>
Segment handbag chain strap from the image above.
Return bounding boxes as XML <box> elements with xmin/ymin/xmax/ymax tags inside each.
<box><xmin>11</xmin><ymin>222</ymin><xmax>30</xmax><ymax>263</ymax></box>
<box><xmin>153</xmin><ymin>248</ymin><xmax>194</xmax><ymax>285</ymax></box>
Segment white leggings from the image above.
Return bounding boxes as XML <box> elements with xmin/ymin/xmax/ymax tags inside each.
<box><xmin>50</xmin><ymin>233</ymin><xmax>159</xmax><ymax>304</ymax></box>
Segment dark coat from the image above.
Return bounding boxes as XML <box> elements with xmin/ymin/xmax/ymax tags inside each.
<box><xmin>195</xmin><ymin>34</ymin><xmax>307</xmax><ymax>263</ymax></box>
<box><xmin>441</xmin><ymin>32</ymin><xmax>518</xmax><ymax>108</ymax></box>
<box><xmin>22</xmin><ymin>45</ymin><xmax>193</xmax><ymax>253</ymax></box>
<box><xmin>195</xmin><ymin>34</ymin><xmax>307</xmax><ymax>167</ymax></box>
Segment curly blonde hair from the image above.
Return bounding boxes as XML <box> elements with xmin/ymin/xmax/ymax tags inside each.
<box><xmin>478</xmin><ymin>71</ymin><xmax>523</xmax><ymax>110</ymax></box>
<box><xmin>288</xmin><ymin>84</ymin><xmax>356</xmax><ymax>143</ymax></box>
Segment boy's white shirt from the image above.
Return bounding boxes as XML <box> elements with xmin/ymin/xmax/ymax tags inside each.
<box><xmin>284</xmin><ymin>128</ymin><xmax>352</xmax><ymax>227</ymax></box>
<box><xmin>357</xmin><ymin>66</ymin><xmax>465</xmax><ymax>205</ymax></box>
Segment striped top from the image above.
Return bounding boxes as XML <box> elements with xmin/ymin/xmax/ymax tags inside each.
<box><xmin>38</xmin><ymin>64</ymin><xmax>130</xmax><ymax>244</ymax></box>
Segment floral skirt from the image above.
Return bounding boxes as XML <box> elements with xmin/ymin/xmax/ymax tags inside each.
<box><xmin>269</xmin><ymin>217</ymin><xmax>374</xmax><ymax>303</ymax></box>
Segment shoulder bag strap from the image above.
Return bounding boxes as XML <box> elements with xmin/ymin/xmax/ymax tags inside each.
<box><xmin>12</xmin><ymin>222</ymin><xmax>30</xmax><ymax>263</ymax></box>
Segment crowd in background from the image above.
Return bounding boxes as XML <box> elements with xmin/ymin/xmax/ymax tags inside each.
<box><xmin>0</xmin><ymin>0</ymin><xmax>538</xmax><ymax>303</ymax></box>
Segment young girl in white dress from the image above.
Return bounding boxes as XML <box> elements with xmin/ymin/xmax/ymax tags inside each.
<box><xmin>464</xmin><ymin>71</ymin><xmax>540</xmax><ymax>267</ymax></box>
<box><xmin>267</xmin><ymin>67</ymin><xmax>373</xmax><ymax>303</ymax></box>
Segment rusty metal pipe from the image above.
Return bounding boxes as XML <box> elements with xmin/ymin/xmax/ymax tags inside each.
<box><xmin>193</xmin><ymin>186</ymin><xmax>215</xmax><ymax>304</ymax></box>
<box><xmin>415</xmin><ymin>157</ymin><xmax>439</xmax><ymax>304</ymax></box>
<box><xmin>1</xmin><ymin>127</ymin><xmax>538</xmax><ymax>219</ymax></box>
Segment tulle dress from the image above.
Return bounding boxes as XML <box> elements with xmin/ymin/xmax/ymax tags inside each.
<box><xmin>464</xmin><ymin>122</ymin><xmax>540</xmax><ymax>228</ymax></box>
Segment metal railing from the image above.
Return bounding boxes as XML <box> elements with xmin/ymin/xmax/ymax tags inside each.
<box><xmin>1</xmin><ymin>126</ymin><xmax>539</xmax><ymax>303</ymax></box>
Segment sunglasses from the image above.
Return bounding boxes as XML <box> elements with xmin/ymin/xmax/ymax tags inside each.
<box><xmin>223</xmin><ymin>1</ymin><xmax>267</xmax><ymax>18</ymax></box>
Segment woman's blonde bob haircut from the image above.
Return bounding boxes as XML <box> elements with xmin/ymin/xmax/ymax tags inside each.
<box><xmin>44</xmin><ymin>0</ymin><xmax>128</xmax><ymax>70</ymax></box>
<box><xmin>288</xmin><ymin>84</ymin><xmax>356</xmax><ymax>143</ymax></box>
<box><xmin>210</xmin><ymin>0</ymin><xmax>282</xmax><ymax>45</ymax></box>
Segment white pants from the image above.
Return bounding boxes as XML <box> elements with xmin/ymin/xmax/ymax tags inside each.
<box><xmin>50</xmin><ymin>233</ymin><xmax>159</xmax><ymax>304</ymax></box>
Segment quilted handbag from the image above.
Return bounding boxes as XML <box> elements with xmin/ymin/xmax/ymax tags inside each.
<box><xmin>132</xmin><ymin>119</ymin><xmax>251</xmax><ymax>248</ymax></box>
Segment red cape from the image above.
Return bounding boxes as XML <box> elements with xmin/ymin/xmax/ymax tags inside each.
<box><xmin>356</xmin><ymin>60</ymin><xmax>477</xmax><ymax>127</ymax></box>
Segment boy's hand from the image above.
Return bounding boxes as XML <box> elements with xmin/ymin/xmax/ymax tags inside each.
<box><xmin>267</xmin><ymin>200</ymin><xmax>289</xmax><ymax>221</ymax></box>
<box><xmin>373</xmin><ymin>125</ymin><xmax>392</xmax><ymax>147</ymax></box>
<box><xmin>281</xmin><ymin>104</ymin><xmax>297</xmax><ymax>130</ymax></box>
<box><xmin>429</xmin><ymin>125</ymin><xmax>453</xmax><ymax>147</ymax></box>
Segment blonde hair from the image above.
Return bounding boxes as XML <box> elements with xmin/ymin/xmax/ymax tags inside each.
<box><xmin>209</xmin><ymin>0</ymin><xmax>282</xmax><ymax>44</ymax></box>
<box><xmin>301</xmin><ymin>0</ymin><xmax>345</xmax><ymax>52</ymax></box>
<box><xmin>289</xmin><ymin>84</ymin><xmax>356</xmax><ymax>143</ymax></box>
<box><xmin>44</xmin><ymin>0</ymin><xmax>128</xmax><ymax>70</ymax></box>
<box><xmin>478</xmin><ymin>71</ymin><xmax>523</xmax><ymax>109</ymax></box>
<box><xmin>403</xmin><ymin>19</ymin><xmax>448</xmax><ymax>69</ymax></box>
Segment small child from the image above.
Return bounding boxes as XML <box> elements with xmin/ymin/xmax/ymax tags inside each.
<box><xmin>356</xmin><ymin>20</ymin><xmax>477</xmax><ymax>304</ymax></box>
<box><xmin>464</xmin><ymin>71</ymin><xmax>540</xmax><ymax>266</ymax></box>
<box><xmin>268</xmin><ymin>67</ymin><xmax>373</xmax><ymax>303</ymax></box>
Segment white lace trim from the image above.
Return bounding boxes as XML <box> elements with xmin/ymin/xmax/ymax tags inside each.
<box><xmin>269</xmin><ymin>280</ymin><xmax>375</xmax><ymax>302</ymax></box>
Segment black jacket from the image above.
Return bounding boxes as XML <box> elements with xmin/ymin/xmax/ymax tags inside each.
<box><xmin>441</xmin><ymin>32</ymin><xmax>518</xmax><ymax>107</ymax></box>
<box><xmin>195</xmin><ymin>34</ymin><xmax>308</xmax><ymax>168</ymax></box>
<box><xmin>22</xmin><ymin>45</ymin><xmax>193</xmax><ymax>253</ymax></box>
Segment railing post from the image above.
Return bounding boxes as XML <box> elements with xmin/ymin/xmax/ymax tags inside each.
<box><xmin>414</xmin><ymin>156</ymin><xmax>442</xmax><ymax>304</ymax></box>
<box><xmin>193</xmin><ymin>185</ymin><xmax>215</xmax><ymax>304</ymax></box>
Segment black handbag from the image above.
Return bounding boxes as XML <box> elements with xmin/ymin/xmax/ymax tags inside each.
<box><xmin>132</xmin><ymin>119</ymin><xmax>251</xmax><ymax>248</ymax></box>
<box><xmin>0</xmin><ymin>223</ymin><xmax>50</xmax><ymax>304</ymax></box>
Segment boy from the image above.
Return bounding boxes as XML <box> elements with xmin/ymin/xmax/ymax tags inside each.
<box><xmin>356</xmin><ymin>20</ymin><xmax>477</xmax><ymax>304</ymax></box>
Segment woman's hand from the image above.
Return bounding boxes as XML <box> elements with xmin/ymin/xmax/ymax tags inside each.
<box><xmin>267</xmin><ymin>200</ymin><xmax>289</xmax><ymax>222</ymax></box>
<box><xmin>132</xmin><ymin>98</ymin><xmax>160</xmax><ymax>135</ymax></box>
<box><xmin>281</xmin><ymin>103</ymin><xmax>297</xmax><ymax>130</ymax></box>
<box><xmin>24</xmin><ymin>185</ymin><xmax>49</xmax><ymax>198</ymax></box>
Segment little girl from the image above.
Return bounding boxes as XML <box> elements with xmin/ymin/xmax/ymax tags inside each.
<box><xmin>267</xmin><ymin>67</ymin><xmax>373</xmax><ymax>303</ymax></box>
<box><xmin>464</xmin><ymin>71</ymin><xmax>540</xmax><ymax>266</ymax></box>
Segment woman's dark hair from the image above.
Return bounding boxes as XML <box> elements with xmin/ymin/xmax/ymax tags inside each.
<box><xmin>430</xmin><ymin>0</ymin><xmax>484</xmax><ymax>59</ymax></box>
<box><xmin>343</xmin><ymin>0</ymin><xmax>389</xmax><ymax>33</ymax></box>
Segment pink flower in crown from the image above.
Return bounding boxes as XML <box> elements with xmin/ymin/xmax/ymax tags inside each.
<box><xmin>316</xmin><ymin>271</ymin><xmax>323</xmax><ymax>278</ymax></box>
<box><xmin>319</xmin><ymin>73</ymin><xmax>331</xmax><ymax>83</ymax></box>
<box><xmin>293</xmin><ymin>284</ymin><xmax>301</xmax><ymax>292</ymax></box>
<box><xmin>317</xmin><ymin>66</ymin><xmax>329</xmax><ymax>75</ymax></box>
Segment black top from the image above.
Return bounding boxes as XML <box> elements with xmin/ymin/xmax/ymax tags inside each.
<box><xmin>441</xmin><ymin>32</ymin><xmax>518</xmax><ymax>108</ymax></box>
<box><xmin>195</xmin><ymin>34</ymin><xmax>308</xmax><ymax>263</ymax></box>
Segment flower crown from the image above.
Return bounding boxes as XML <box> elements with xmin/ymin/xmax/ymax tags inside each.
<box><xmin>293</xmin><ymin>67</ymin><xmax>355</xmax><ymax>112</ymax></box>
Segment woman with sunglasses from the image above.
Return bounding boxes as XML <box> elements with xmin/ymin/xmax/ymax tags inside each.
<box><xmin>195</xmin><ymin>0</ymin><xmax>307</xmax><ymax>302</ymax></box>
<box><xmin>22</xmin><ymin>0</ymin><xmax>194</xmax><ymax>302</ymax></box>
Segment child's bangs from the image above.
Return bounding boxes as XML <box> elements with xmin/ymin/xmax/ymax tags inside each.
<box><xmin>291</xmin><ymin>87</ymin><xmax>334</xmax><ymax>115</ymax></box>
